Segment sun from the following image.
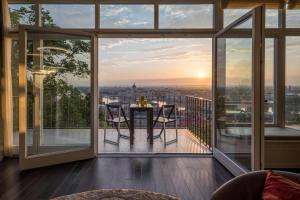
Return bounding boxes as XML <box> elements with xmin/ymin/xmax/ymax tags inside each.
<box><xmin>196</xmin><ymin>71</ymin><xmax>206</xmax><ymax>79</ymax></box>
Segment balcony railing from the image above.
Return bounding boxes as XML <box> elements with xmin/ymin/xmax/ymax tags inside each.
<box><xmin>186</xmin><ymin>96</ymin><xmax>212</xmax><ymax>149</ymax></box>
<box><xmin>100</xmin><ymin>95</ymin><xmax>212</xmax><ymax>149</ymax></box>
<box><xmin>15</xmin><ymin>92</ymin><xmax>213</xmax><ymax>148</ymax></box>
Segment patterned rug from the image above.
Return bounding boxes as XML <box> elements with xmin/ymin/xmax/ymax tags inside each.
<box><xmin>51</xmin><ymin>189</ymin><xmax>180</xmax><ymax>200</ymax></box>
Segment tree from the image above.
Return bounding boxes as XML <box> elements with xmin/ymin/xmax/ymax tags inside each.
<box><xmin>10</xmin><ymin>5</ymin><xmax>92</xmax><ymax>129</ymax></box>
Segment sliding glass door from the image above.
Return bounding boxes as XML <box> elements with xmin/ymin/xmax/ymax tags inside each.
<box><xmin>19</xmin><ymin>26</ymin><xmax>98</xmax><ymax>170</ymax></box>
<box><xmin>213</xmin><ymin>6</ymin><xmax>265</xmax><ymax>175</ymax></box>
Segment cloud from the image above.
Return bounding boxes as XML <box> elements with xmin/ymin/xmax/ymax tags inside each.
<box><xmin>42</xmin><ymin>5</ymin><xmax>95</xmax><ymax>28</ymax></box>
<box><xmin>159</xmin><ymin>5</ymin><xmax>213</xmax><ymax>28</ymax></box>
<box><xmin>114</xmin><ymin>19</ymin><xmax>130</xmax><ymax>26</ymax></box>
<box><xmin>100</xmin><ymin>5</ymin><xmax>153</xmax><ymax>28</ymax></box>
<box><xmin>101</xmin><ymin>6</ymin><xmax>130</xmax><ymax>17</ymax></box>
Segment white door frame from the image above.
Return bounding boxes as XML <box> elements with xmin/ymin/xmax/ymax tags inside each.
<box><xmin>18</xmin><ymin>25</ymin><xmax>98</xmax><ymax>170</ymax></box>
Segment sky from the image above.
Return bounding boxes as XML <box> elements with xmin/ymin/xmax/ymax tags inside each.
<box><xmin>8</xmin><ymin>4</ymin><xmax>300</xmax><ymax>87</ymax></box>
<box><xmin>99</xmin><ymin>38</ymin><xmax>212</xmax><ymax>87</ymax></box>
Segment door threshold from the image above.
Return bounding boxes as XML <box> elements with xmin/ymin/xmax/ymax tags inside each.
<box><xmin>97</xmin><ymin>152</ymin><xmax>212</xmax><ymax>157</ymax></box>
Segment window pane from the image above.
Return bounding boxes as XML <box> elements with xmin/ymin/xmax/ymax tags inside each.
<box><xmin>41</xmin><ymin>4</ymin><xmax>95</xmax><ymax>28</ymax></box>
<box><xmin>216</xmin><ymin>38</ymin><xmax>253</xmax><ymax>170</ymax></box>
<box><xmin>286</xmin><ymin>37</ymin><xmax>300</xmax><ymax>129</ymax></box>
<box><xmin>100</xmin><ymin>5</ymin><xmax>154</xmax><ymax>29</ymax></box>
<box><xmin>25</xmin><ymin>36</ymin><xmax>92</xmax><ymax>156</ymax></box>
<box><xmin>233</xmin><ymin>17</ymin><xmax>252</xmax><ymax>29</ymax></box>
<box><xmin>224</xmin><ymin>9</ymin><xmax>278</xmax><ymax>28</ymax></box>
<box><xmin>265</xmin><ymin>39</ymin><xmax>274</xmax><ymax>124</ymax></box>
<box><xmin>8</xmin><ymin>4</ymin><xmax>35</xmax><ymax>28</ymax></box>
<box><xmin>286</xmin><ymin>9</ymin><xmax>300</xmax><ymax>28</ymax></box>
<box><xmin>11</xmin><ymin>40</ymin><xmax>19</xmax><ymax>145</ymax></box>
<box><xmin>159</xmin><ymin>4</ymin><xmax>213</xmax><ymax>28</ymax></box>
<box><xmin>266</xmin><ymin>9</ymin><xmax>278</xmax><ymax>28</ymax></box>
<box><xmin>224</xmin><ymin>9</ymin><xmax>250</xmax><ymax>28</ymax></box>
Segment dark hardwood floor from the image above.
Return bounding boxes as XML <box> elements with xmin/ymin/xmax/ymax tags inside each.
<box><xmin>0</xmin><ymin>157</ymin><xmax>233</xmax><ymax>200</ymax></box>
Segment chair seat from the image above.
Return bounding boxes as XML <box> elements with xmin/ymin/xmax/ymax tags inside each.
<box><xmin>107</xmin><ymin>117</ymin><xmax>129</xmax><ymax>123</ymax></box>
<box><xmin>154</xmin><ymin>117</ymin><xmax>176</xmax><ymax>123</ymax></box>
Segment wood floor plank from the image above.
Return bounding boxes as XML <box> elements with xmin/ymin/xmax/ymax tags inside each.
<box><xmin>98</xmin><ymin>129</ymin><xmax>210</xmax><ymax>154</ymax></box>
<box><xmin>0</xmin><ymin>157</ymin><xmax>233</xmax><ymax>200</ymax></box>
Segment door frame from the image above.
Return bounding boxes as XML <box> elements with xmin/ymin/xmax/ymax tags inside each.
<box><xmin>18</xmin><ymin>25</ymin><xmax>98</xmax><ymax>170</ymax></box>
<box><xmin>212</xmin><ymin>5</ymin><xmax>265</xmax><ymax>175</ymax></box>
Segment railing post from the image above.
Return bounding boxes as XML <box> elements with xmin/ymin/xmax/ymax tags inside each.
<box><xmin>208</xmin><ymin>101</ymin><xmax>212</xmax><ymax>148</ymax></box>
<box><xmin>196</xmin><ymin>98</ymin><xmax>198</xmax><ymax>140</ymax></box>
<box><xmin>197</xmin><ymin>98</ymin><xmax>198</xmax><ymax>138</ymax></box>
<box><xmin>186</xmin><ymin>96</ymin><xmax>188</xmax><ymax>130</ymax></box>
<box><xmin>192</xmin><ymin>97</ymin><xmax>195</xmax><ymax>134</ymax></box>
<box><xmin>205</xmin><ymin>100</ymin><xmax>208</xmax><ymax>147</ymax></box>
<box><xmin>200</xmin><ymin>99</ymin><xmax>203</xmax><ymax>143</ymax></box>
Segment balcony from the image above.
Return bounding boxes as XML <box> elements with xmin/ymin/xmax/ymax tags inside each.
<box><xmin>13</xmin><ymin>94</ymin><xmax>212</xmax><ymax>154</ymax></box>
<box><xmin>99</xmin><ymin>95</ymin><xmax>212</xmax><ymax>154</ymax></box>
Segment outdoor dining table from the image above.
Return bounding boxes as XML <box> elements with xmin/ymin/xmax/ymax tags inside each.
<box><xmin>129</xmin><ymin>104</ymin><xmax>154</xmax><ymax>145</ymax></box>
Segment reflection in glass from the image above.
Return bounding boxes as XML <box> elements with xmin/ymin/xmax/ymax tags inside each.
<box><xmin>26</xmin><ymin>35</ymin><xmax>92</xmax><ymax>156</ymax></box>
<box><xmin>8</xmin><ymin>4</ymin><xmax>35</xmax><ymax>28</ymax></box>
<box><xmin>224</xmin><ymin>9</ymin><xmax>278</xmax><ymax>28</ymax></box>
<box><xmin>286</xmin><ymin>37</ymin><xmax>300</xmax><ymax>130</ymax></box>
<box><xmin>224</xmin><ymin>9</ymin><xmax>250</xmax><ymax>28</ymax></box>
<box><xmin>265</xmin><ymin>39</ymin><xmax>274</xmax><ymax>124</ymax></box>
<box><xmin>216</xmin><ymin>36</ymin><xmax>253</xmax><ymax>170</ymax></box>
<box><xmin>41</xmin><ymin>4</ymin><xmax>95</xmax><ymax>28</ymax></box>
<box><xmin>100</xmin><ymin>5</ymin><xmax>154</xmax><ymax>29</ymax></box>
<box><xmin>159</xmin><ymin>4</ymin><xmax>213</xmax><ymax>28</ymax></box>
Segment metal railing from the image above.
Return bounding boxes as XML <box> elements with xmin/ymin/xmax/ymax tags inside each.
<box><xmin>186</xmin><ymin>96</ymin><xmax>212</xmax><ymax>149</ymax></box>
<box><xmin>14</xmin><ymin>93</ymin><xmax>214</xmax><ymax>149</ymax></box>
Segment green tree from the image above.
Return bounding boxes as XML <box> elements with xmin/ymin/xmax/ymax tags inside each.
<box><xmin>10</xmin><ymin>5</ymin><xmax>92</xmax><ymax>129</ymax></box>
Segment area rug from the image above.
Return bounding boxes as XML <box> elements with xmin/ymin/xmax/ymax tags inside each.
<box><xmin>51</xmin><ymin>189</ymin><xmax>180</xmax><ymax>200</ymax></box>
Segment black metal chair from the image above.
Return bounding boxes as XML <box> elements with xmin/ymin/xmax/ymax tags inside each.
<box><xmin>152</xmin><ymin>104</ymin><xmax>178</xmax><ymax>145</ymax></box>
<box><xmin>104</xmin><ymin>104</ymin><xmax>130</xmax><ymax>145</ymax></box>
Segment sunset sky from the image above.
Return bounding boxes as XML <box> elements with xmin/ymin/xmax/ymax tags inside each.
<box><xmin>99</xmin><ymin>38</ymin><xmax>212</xmax><ymax>87</ymax></box>
<box><xmin>9</xmin><ymin>4</ymin><xmax>300</xmax><ymax>87</ymax></box>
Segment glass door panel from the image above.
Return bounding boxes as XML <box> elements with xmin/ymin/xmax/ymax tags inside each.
<box><xmin>215</xmin><ymin>37</ymin><xmax>253</xmax><ymax>170</ymax></box>
<box><xmin>214</xmin><ymin>6</ymin><xmax>265</xmax><ymax>175</ymax></box>
<box><xmin>19</xmin><ymin>26</ymin><xmax>98</xmax><ymax>170</ymax></box>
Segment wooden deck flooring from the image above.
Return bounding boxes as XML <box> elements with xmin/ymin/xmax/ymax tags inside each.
<box><xmin>0</xmin><ymin>157</ymin><xmax>233</xmax><ymax>200</ymax></box>
<box><xmin>98</xmin><ymin>129</ymin><xmax>210</xmax><ymax>154</ymax></box>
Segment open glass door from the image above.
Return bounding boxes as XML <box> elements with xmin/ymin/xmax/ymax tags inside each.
<box><xmin>19</xmin><ymin>26</ymin><xmax>98</xmax><ymax>170</ymax></box>
<box><xmin>213</xmin><ymin>6</ymin><xmax>265</xmax><ymax>175</ymax></box>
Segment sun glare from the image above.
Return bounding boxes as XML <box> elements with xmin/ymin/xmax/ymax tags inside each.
<box><xmin>196</xmin><ymin>71</ymin><xmax>206</xmax><ymax>79</ymax></box>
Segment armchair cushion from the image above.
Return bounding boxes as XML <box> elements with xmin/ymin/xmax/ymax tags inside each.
<box><xmin>211</xmin><ymin>170</ymin><xmax>300</xmax><ymax>200</ymax></box>
<box><xmin>262</xmin><ymin>170</ymin><xmax>300</xmax><ymax>200</ymax></box>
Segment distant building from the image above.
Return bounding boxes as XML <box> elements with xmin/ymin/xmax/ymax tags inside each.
<box><xmin>132</xmin><ymin>83</ymin><xmax>137</xmax><ymax>100</ymax></box>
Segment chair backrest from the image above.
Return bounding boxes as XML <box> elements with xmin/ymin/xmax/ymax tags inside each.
<box><xmin>106</xmin><ymin>104</ymin><xmax>128</xmax><ymax>121</ymax></box>
<box><xmin>156</xmin><ymin>104</ymin><xmax>176</xmax><ymax>119</ymax></box>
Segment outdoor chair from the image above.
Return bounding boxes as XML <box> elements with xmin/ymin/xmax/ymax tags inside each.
<box><xmin>104</xmin><ymin>104</ymin><xmax>130</xmax><ymax>145</ymax></box>
<box><xmin>152</xmin><ymin>104</ymin><xmax>178</xmax><ymax>145</ymax></box>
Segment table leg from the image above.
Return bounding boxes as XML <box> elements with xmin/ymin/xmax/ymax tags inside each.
<box><xmin>148</xmin><ymin>110</ymin><xmax>153</xmax><ymax>144</ymax></box>
<box><xmin>130</xmin><ymin>110</ymin><xmax>134</xmax><ymax>145</ymax></box>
